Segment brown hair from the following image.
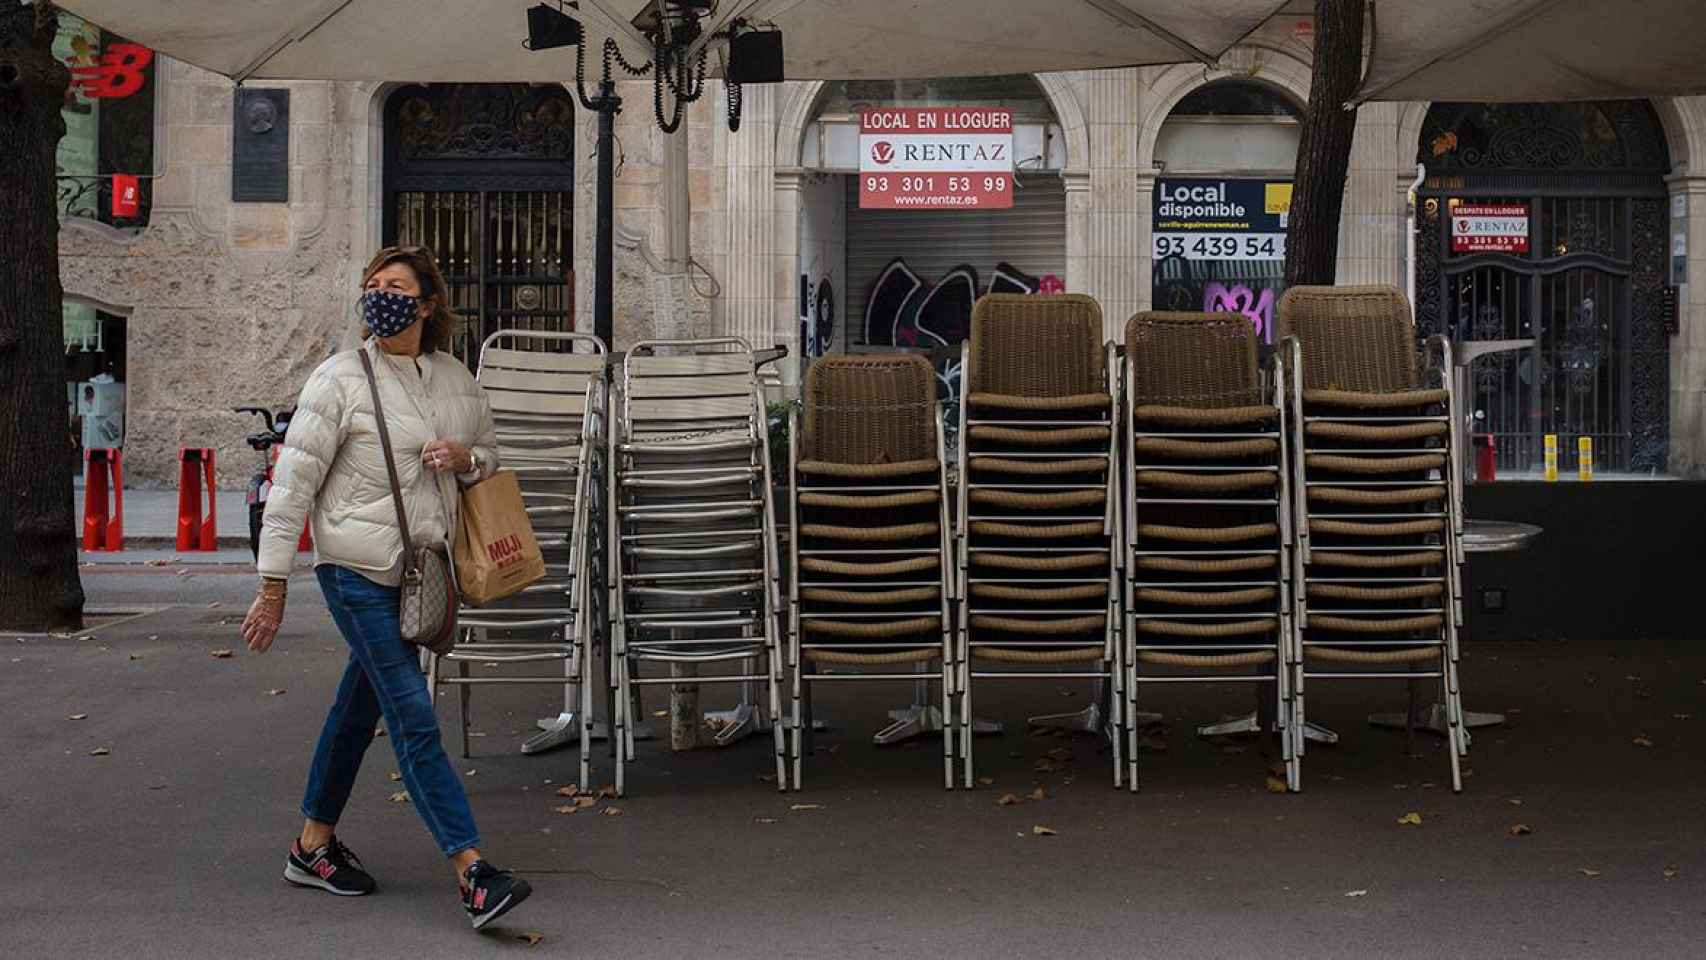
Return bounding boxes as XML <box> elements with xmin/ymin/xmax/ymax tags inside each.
<box><xmin>359</xmin><ymin>245</ymin><xmax>458</xmax><ymax>353</ymax></box>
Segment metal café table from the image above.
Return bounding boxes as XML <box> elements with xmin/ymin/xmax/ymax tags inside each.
<box><xmin>1366</xmin><ymin>518</ymin><xmax>1543</xmax><ymax>741</ymax></box>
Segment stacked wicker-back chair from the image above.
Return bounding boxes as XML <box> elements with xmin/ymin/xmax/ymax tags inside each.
<box><xmin>956</xmin><ymin>294</ymin><xmax>1125</xmax><ymax>788</ymax></box>
<box><xmin>430</xmin><ymin>330</ymin><xmax>608</xmax><ymax>793</ymax></box>
<box><xmin>608</xmin><ymin>338</ymin><xmax>787</xmax><ymax>796</ymax></box>
<box><xmin>1276</xmin><ymin>285</ymin><xmax>1466</xmax><ymax>791</ymax></box>
<box><xmin>1122</xmin><ymin>312</ymin><xmax>1295</xmax><ymax>791</ymax></box>
<box><xmin>788</xmin><ymin>354</ymin><xmax>955</xmax><ymax>789</ymax></box>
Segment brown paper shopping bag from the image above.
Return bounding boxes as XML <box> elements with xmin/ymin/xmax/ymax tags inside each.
<box><xmin>454</xmin><ymin>470</ymin><xmax>546</xmax><ymax>606</ymax></box>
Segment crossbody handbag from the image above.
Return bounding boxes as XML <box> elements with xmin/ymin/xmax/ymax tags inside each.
<box><xmin>359</xmin><ymin>349</ymin><xmax>459</xmax><ymax>655</ymax></box>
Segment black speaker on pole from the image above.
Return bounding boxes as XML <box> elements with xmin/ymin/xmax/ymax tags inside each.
<box><xmin>727</xmin><ymin>29</ymin><xmax>784</xmax><ymax>83</ymax></box>
<box><xmin>525</xmin><ymin>3</ymin><xmax>582</xmax><ymax>51</ymax></box>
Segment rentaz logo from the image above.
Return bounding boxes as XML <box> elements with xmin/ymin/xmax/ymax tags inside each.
<box><xmin>871</xmin><ymin>141</ymin><xmax>894</xmax><ymax>165</ymax></box>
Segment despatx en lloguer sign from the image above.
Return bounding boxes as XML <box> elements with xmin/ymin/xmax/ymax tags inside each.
<box><xmin>859</xmin><ymin>108</ymin><xmax>1014</xmax><ymax>210</ymax></box>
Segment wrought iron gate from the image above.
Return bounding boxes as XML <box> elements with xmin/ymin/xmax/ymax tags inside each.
<box><xmin>1415</xmin><ymin>101</ymin><xmax>1672</xmax><ymax>474</ymax></box>
<box><xmin>384</xmin><ymin>84</ymin><xmax>577</xmax><ymax>366</ymax></box>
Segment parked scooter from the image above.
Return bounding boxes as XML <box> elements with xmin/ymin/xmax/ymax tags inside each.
<box><xmin>234</xmin><ymin>406</ymin><xmax>295</xmax><ymax>559</ymax></box>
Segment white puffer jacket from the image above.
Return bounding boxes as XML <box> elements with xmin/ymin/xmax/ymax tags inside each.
<box><xmin>256</xmin><ymin>339</ymin><xmax>498</xmax><ymax>585</ymax></box>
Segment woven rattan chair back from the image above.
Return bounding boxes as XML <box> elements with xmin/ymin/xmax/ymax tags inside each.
<box><xmin>801</xmin><ymin>354</ymin><xmax>938</xmax><ymax>465</ymax></box>
<box><xmin>969</xmin><ymin>294</ymin><xmax>1106</xmax><ymax>397</ymax></box>
<box><xmin>1275</xmin><ymin>285</ymin><xmax>1419</xmax><ymax>393</ymax></box>
<box><xmin>1125</xmin><ymin>311</ymin><xmax>1262</xmax><ymax>409</ymax></box>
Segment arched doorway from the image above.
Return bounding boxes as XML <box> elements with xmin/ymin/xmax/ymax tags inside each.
<box><xmin>1150</xmin><ymin>79</ymin><xmax>1303</xmax><ymax>344</ymax></box>
<box><xmin>1416</xmin><ymin>100</ymin><xmax>1671</xmax><ymax>474</ymax></box>
<box><xmin>383</xmin><ymin>83</ymin><xmax>576</xmax><ymax>363</ymax></box>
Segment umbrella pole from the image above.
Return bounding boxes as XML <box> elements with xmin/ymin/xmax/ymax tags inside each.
<box><xmin>594</xmin><ymin>80</ymin><xmax>618</xmax><ymax>349</ymax></box>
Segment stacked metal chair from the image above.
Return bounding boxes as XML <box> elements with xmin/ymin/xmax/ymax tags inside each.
<box><xmin>429</xmin><ymin>330</ymin><xmax>607</xmax><ymax>793</ymax></box>
<box><xmin>608</xmin><ymin>337</ymin><xmax>787</xmax><ymax>795</ymax></box>
<box><xmin>956</xmin><ymin>293</ymin><xmax>1125</xmax><ymax>788</ymax></box>
<box><xmin>787</xmin><ymin>354</ymin><xmax>955</xmax><ymax>789</ymax></box>
<box><xmin>1277</xmin><ymin>285</ymin><xmax>1466</xmax><ymax>791</ymax></box>
<box><xmin>1122</xmin><ymin>312</ymin><xmax>1295</xmax><ymax>791</ymax></box>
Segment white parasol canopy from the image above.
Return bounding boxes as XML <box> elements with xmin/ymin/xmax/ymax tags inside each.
<box><xmin>1360</xmin><ymin>0</ymin><xmax>1706</xmax><ymax>103</ymax></box>
<box><xmin>51</xmin><ymin>0</ymin><xmax>1293</xmax><ymax>83</ymax></box>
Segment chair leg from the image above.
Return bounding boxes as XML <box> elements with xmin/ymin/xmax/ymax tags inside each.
<box><xmin>457</xmin><ymin>659</ymin><xmax>471</xmax><ymax>760</ymax></box>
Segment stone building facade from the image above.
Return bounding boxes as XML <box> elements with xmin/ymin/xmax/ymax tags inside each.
<box><xmin>56</xmin><ymin>19</ymin><xmax>1706</xmax><ymax>485</ymax></box>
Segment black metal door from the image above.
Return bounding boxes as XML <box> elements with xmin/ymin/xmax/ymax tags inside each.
<box><xmin>383</xmin><ymin>84</ymin><xmax>576</xmax><ymax>365</ymax></box>
<box><xmin>1415</xmin><ymin>101</ymin><xmax>1672</xmax><ymax>475</ymax></box>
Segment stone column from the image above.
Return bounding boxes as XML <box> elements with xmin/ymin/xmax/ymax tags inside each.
<box><xmin>1335</xmin><ymin>101</ymin><xmax>1405</xmax><ymax>288</ymax></box>
<box><xmin>1667</xmin><ymin>175</ymin><xmax>1706</xmax><ymax>477</ymax></box>
<box><xmin>1082</xmin><ymin>67</ymin><xmax>1145</xmax><ymax>341</ymax></box>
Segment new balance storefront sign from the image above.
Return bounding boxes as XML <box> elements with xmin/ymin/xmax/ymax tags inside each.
<box><xmin>859</xmin><ymin>108</ymin><xmax>1014</xmax><ymax>210</ymax></box>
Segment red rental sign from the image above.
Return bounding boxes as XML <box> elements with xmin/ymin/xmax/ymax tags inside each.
<box><xmin>1451</xmin><ymin>203</ymin><xmax>1530</xmax><ymax>253</ymax></box>
<box><xmin>859</xmin><ymin>107</ymin><xmax>1014</xmax><ymax>209</ymax></box>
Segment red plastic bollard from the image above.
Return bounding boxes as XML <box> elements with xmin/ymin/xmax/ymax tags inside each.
<box><xmin>176</xmin><ymin>447</ymin><xmax>218</xmax><ymax>551</ymax></box>
<box><xmin>82</xmin><ymin>448</ymin><xmax>125</xmax><ymax>551</ymax></box>
<box><xmin>298</xmin><ymin>521</ymin><xmax>313</xmax><ymax>552</ymax></box>
<box><xmin>1472</xmin><ymin>433</ymin><xmax>1497</xmax><ymax>483</ymax></box>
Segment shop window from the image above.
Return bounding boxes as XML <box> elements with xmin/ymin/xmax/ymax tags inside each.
<box><xmin>54</xmin><ymin>13</ymin><xmax>157</xmax><ymax>230</ymax></box>
<box><xmin>64</xmin><ymin>303</ymin><xmax>128</xmax><ymax>463</ymax></box>
<box><xmin>1152</xmin><ymin>81</ymin><xmax>1301</xmax><ymax>344</ymax></box>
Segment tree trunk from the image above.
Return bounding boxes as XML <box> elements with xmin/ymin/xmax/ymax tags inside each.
<box><xmin>1283</xmin><ymin>0</ymin><xmax>1366</xmax><ymax>288</ymax></box>
<box><xmin>0</xmin><ymin>1</ymin><xmax>85</xmax><ymax>631</ymax></box>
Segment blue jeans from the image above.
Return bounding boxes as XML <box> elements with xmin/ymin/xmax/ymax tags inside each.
<box><xmin>301</xmin><ymin>564</ymin><xmax>480</xmax><ymax>858</ymax></box>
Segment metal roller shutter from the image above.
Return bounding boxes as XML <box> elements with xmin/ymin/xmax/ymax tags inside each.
<box><xmin>843</xmin><ymin>173</ymin><xmax>1067</xmax><ymax>349</ymax></box>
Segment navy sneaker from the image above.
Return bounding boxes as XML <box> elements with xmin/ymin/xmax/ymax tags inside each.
<box><xmin>284</xmin><ymin>838</ymin><xmax>377</xmax><ymax>896</ymax></box>
<box><xmin>461</xmin><ymin>860</ymin><xmax>532</xmax><ymax>930</ymax></box>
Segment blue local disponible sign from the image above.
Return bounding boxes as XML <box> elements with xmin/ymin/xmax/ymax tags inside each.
<box><xmin>1152</xmin><ymin>178</ymin><xmax>1292</xmax><ymax>261</ymax></box>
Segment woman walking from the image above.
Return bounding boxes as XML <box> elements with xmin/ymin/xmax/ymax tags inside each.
<box><xmin>239</xmin><ymin>246</ymin><xmax>531</xmax><ymax>930</ymax></box>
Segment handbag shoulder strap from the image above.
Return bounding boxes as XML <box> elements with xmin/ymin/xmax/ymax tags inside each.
<box><xmin>358</xmin><ymin>348</ymin><xmax>417</xmax><ymax>577</ymax></box>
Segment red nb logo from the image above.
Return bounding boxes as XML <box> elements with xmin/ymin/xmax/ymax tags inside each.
<box><xmin>68</xmin><ymin>43</ymin><xmax>154</xmax><ymax>100</ymax></box>
<box><xmin>870</xmin><ymin>141</ymin><xmax>894</xmax><ymax>165</ymax></box>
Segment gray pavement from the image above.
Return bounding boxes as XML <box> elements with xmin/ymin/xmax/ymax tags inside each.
<box><xmin>3</xmin><ymin>562</ymin><xmax>1704</xmax><ymax>958</ymax></box>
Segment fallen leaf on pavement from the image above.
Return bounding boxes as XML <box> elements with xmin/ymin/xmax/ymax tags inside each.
<box><xmin>1028</xmin><ymin>787</ymin><xmax>1046</xmax><ymax>802</ymax></box>
<box><xmin>388</xmin><ymin>771</ymin><xmax>402</xmax><ymax>782</ymax></box>
<box><xmin>210</xmin><ymin>649</ymin><xmax>234</xmax><ymax>659</ymax></box>
<box><xmin>555</xmin><ymin>785</ymin><xmax>580</xmax><ymax>797</ymax></box>
<box><xmin>596</xmin><ymin>785</ymin><xmax>618</xmax><ymax>800</ymax></box>
<box><xmin>1345</xmin><ymin>889</ymin><xmax>1368</xmax><ymax>898</ymax></box>
<box><xmin>128</xmin><ymin>653</ymin><xmax>143</xmax><ymax>661</ymax></box>
<box><xmin>1507</xmin><ymin>824</ymin><xmax>1532</xmax><ymax>837</ymax></box>
<box><xmin>1579</xmin><ymin>868</ymin><xmax>1601</xmax><ymax>879</ymax></box>
<box><xmin>1632</xmin><ymin>735</ymin><xmax>1654</xmax><ymax>747</ymax></box>
<box><xmin>267</xmin><ymin>688</ymin><xmax>287</xmax><ymax>696</ymax></box>
<box><xmin>996</xmin><ymin>793</ymin><xmax>1020</xmax><ymax>807</ymax></box>
<box><xmin>1663</xmin><ymin>866</ymin><xmax>1679</xmax><ymax>881</ymax></box>
<box><xmin>145</xmin><ymin>558</ymin><xmax>173</xmax><ymax>567</ymax></box>
<box><xmin>1674</xmin><ymin>714</ymin><xmax>1692</xmax><ymax>721</ymax></box>
<box><xmin>653</xmin><ymin>710</ymin><xmax>668</xmax><ymax>719</ymax></box>
<box><xmin>389</xmin><ymin>791</ymin><xmax>410</xmax><ymax>804</ymax></box>
<box><xmin>1045</xmin><ymin>747</ymin><xmax>1073</xmax><ymax>762</ymax></box>
<box><xmin>756</xmin><ymin>774</ymin><xmax>776</xmax><ymax>783</ymax></box>
<box><xmin>599</xmin><ymin>807</ymin><xmax>624</xmax><ymax>817</ymax></box>
<box><xmin>1265</xmin><ymin>777</ymin><xmax>1288</xmax><ymax>794</ymax></box>
<box><xmin>1397</xmin><ymin>812</ymin><xmax>1423</xmax><ymax>826</ymax></box>
<box><xmin>68</xmin><ymin>713</ymin><xmax>88</xmax><ymax>721</ymax></box>
<box><xmin>552</xmin><ymin>804</ymin><xmax>580</xmax><ymax>815</ymax></box>
<box><xmin>1507</xmin><ymin>797</ymin><xmax>1524</xmax><ymax>806</ymax></box>
<box><xmin>1033</xmin><ymin>758</ymin><xmax>1062</xmax><ymax>773</ymax></box>
<box><xmin>88</xmin><ymin>747</ymin><xmax>110</xmax><ymax>757</ymax></box>
<box><xmin>517</xmin><ymin>932</ymin><xmax>544</xmax><ymax>946</ymax></box>
<box><xmin>790</xmin><ymin>803</ymin><xmax>822</xmax><ymax>812</ymax></box>
<box><xmin>575</xmin><ymin>797</ymin><xmax>597</xmax><ymax>809</ymax></box>
<box><xmin>464</xmin><ymin>769</ymin><xmax>477</xmax><ymax>777</ymax></box>
<box><xmin>754</xmin><ymin>817</ymin><xmax>779</xmax><ymax>824</ymax></box>
<box><xmin>976</xmin><ymin>776</ymin><xmax>995</xmax><ymax>787</ymax></box>
<box><xmin>207</xmin><ymin>602</ymin><xmax>221</xmax><ymax>609</ymax></box>
<box><xmin>1031</xmin><ymin>825</ymin><xmax>1057</xmax><ymax>837</ymax></box>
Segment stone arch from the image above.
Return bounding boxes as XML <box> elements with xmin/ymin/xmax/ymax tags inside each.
<box><xmin>1397</xmin><ymin>97</ymin><xmax>1697</xmax><ymax>178</ymax></box>
<box><xmin>1138</xmin><ymin>45</ymin><xmax>1312</xmax><ymax>168</ymax></box>
<box><xmin>774</xmin><ymin>73</ymin><xmax>1091</xmax><ymax>172</ymax></box>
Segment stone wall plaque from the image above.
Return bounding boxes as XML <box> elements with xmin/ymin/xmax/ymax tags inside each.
<box><xmin>232</xmin><ymin>88</ymin><xmax>289</xmax><ymax>202</ymax></box>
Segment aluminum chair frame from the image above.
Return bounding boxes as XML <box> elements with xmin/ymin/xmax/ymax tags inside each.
<box><xmin>1121</xmin><ymin>321</ymin><xmax>1297</xmax><ymax>793</ymax></box>
<box><xmin>787</xmin><ymin>367</ymin><xmax>957</xmax><ymax>790</ymax></box>
<box><xmin>1283</xmin><ymin>329</ymin><xmax>1467</xmax><ymax>793</ymax></box>
<box><xmin>955</xmin><ymin>317</ymin><xmax>1126</xmax><ymax>790</ymax></box>
<box><xmin>608</xmin><ymin>337</ymin><xmax>788</xmax><ymax>796</ymax></box>
<box><xmin>428</xmin><ymin>329</ymin><xmax>608</xmax><ymax>793</ymax></box>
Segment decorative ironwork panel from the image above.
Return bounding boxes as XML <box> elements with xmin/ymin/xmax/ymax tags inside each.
<box><xmin>1628</xmin><ymin>198</ymin><xmax>1670</xmax><ymax>472</ymax></box>
<box><xmin>384</xmin><ymin>85</ymin><xmax>576</xmax><ymax>369</ymax></box>
<box><xmin>1421</xmin><ymin>101</ymin><xmax>1669</xmax><ymax>175</ymax></box>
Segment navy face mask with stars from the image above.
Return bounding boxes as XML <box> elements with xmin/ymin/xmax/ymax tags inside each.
<box><xmin>361</xmin><ymin>289</ymin><xmax>422</xmax><ymax>338</ymax></box>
